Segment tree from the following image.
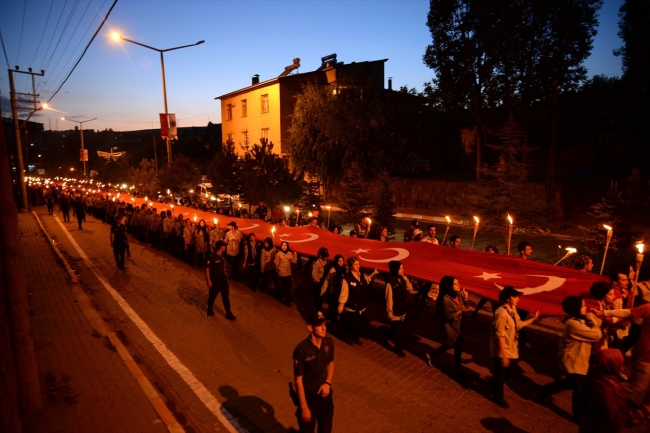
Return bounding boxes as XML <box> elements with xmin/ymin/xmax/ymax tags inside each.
<box><xmin>614</xmin><ymin>0</ymin><xmax>650</xmax><ymax>91</ymax></box>
<box><xmin>128</xmin><ymin>159</ymin><xmax>159</xmax><ymax>196</ymax></box>
<box><xmin>424</xmin><ymin>0</ymin><xmax>602</xmax><ymax>179</ymax></box>
<box><xmin>239</xmin><ymin>139</ymin><xmax>302</xmax><ymax>208</ymax></box>
<box><xmin>207</xmin><ymin>140</ymin><xmax>240</xmax><ymax>199</ymax></box>
<box><xmin>579</xmin><ymin>191</ymin><xmax>641</xmax><ymax>261</ymax></box>
<box><xmin>465</xmin><ymin>114</ymin><xmax>546</xmax><ymax>229</ymax></box>
<box><xmin>158</xmin><ymin>154</ymin><xmax>200</xmax><ymax>193</ymax></box>
<box><xmin>373</xmin><ymin>170</ymin><xmax>396</xmax><ymax>237</ymax></box>
<box><xmin>339</xmin><ymin>161</ymin><xmax>373</xmax><ymax>226</ymax></box>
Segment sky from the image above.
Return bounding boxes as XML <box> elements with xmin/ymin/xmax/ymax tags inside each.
<box><xmin>0</xmin><ymin>0</ymin><xmax>625</xmax><ymax>133</ymax></box>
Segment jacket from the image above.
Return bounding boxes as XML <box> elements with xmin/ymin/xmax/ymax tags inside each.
<box><xmin>559</xmin><ymin>317</ymin><xmax>602</xmax><ymax>375</ymax></box>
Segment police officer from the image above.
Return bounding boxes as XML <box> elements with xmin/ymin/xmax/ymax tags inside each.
<box><xmin>293</xmin><ymin>313</ymin><xmax>334</xmax><ymax>433</ymax></box>
<box><xmin>205</xmin><ymin>240</ymin><xmax>236</xmax><ymax>320</ymax></box>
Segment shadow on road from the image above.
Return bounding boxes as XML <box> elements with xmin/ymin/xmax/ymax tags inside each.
<box><xmin>219</xmin><ymin>385</ymin><xmax>289</xmax><ymax>433</ymax></box>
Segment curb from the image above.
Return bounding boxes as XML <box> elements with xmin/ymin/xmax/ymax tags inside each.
<box><xmin>32</xmin><ymin>212</ymin><xmax>185</xmax><ymax>433</ymax></box>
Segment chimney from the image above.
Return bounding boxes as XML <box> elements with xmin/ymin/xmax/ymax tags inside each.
<box><xmin>388</xmin><ymin>77</ymin><xmax>392</xmax><ymax>91</ymax></box>
<box><xmin>252</xmin><ymin>74</ymin><xmax>260</xmax><ymax>85</ymax></box>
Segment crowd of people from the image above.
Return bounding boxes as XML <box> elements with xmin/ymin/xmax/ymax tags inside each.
<box><xmin>31</xmin><ymin>182</ymin><xmax>650</xmax><ymax>433</ymax></box>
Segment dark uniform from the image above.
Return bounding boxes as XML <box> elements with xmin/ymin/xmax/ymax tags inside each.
<box><xmin>293</xmin><ymin>336</ymin><xmax>334</xmax><ymax>433</ymax></box>
<box><xmin>206</xmin><ymin>252</ymin><xmax>234</xmax><ymax>318</ymax></box>
<box><xmin>111</xmin><ymin>222</ymin><xmax>128</xmax><ymax>269</ymax></box>
<box><xmin>340</xmin><ymin>272</ymin><xmax>369</xmax><ymax>343</ymax></box>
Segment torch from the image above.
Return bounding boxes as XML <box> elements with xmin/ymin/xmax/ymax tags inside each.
<box><xmin>600</xmin><ymin>224</ymin><xmax>613</xmax><ymax>275</ymax></box>
<box><xmin>193</xmin><ymin>213</ymin><xmax>197</xmax><ymax>222</ymax></box>
<box><xmin>326</xmin><ymin>205</ymin><xmax>331</xmax><ymax>230</ymax></box>
<box><xmin>554</xmin><ymin>247</ymin><xmax>577</xmax><ymax>265</ymax></box>
<box><xmin>170</xmin><ymin>204</ymin><xmax>174</xmax><ymax>214</ymax></box>
<box><xmin>471</xmin><ymin>216</ymin><xmax>479</xmax><ymax>250</ymax></box>
<box><xmin>506</xmin><ymin>214</ymin><xmax>514</xmax><ymax>256</ymax></box>
<box><xmin>442</xmin><ymin>216</ymin><xmax>451</xmax><ymax>246</ymax></box>
<box><xmin>283</xmin><ymin>206</ymin><xmax>290</xmax><ymax>220</ymax></box>
<box><xmin>271</xmin><ymin>226</ymin><xmax>276</xmax><ymax>239</ymax></box>
<box><xmin>213</xmin><ymin>217</ymin><xmax>218</xmax><ymax>229</ymax></box>
<box><xmin>365</xmin><ymin>218</ymin><xmax>372</xmax><ymax>239</ymax></box>
<box><xmin>144</xmin><ymin>196</ymin><xmax>148</xmax><ymax>202</ymax></box>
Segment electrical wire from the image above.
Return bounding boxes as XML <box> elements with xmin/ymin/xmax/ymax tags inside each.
<box><xmin>15</xmin><ymin>0</ymin><xmax>27</xmax><ymax>65</ymax></box>
<box><xmin>0</xmin><ymin>28</ymin><xmax>10</xmax><ymax>70</ymax></box>
<box><xmin>47</xmin><ymin>0</ymin><xmax>119</xmax><ymax>104</ymax></box>
<box><xmin>44</xmin><ymin>0</ymin><xmax>96</xmax><ymax>94</ymax></box>
<box><xmin>42</xmin><ymin>0</ymin><xmax>81</xmax><ymax>75</ymax></box>
<box><xmin>39</xmin><ymin>0</ymin><xmax>69</xmax><ymax>72</ymax></box>
<box><xmin>29</xmin><ymin>0</ymin><xmax>55</xmax><ymax>68</ymax></box>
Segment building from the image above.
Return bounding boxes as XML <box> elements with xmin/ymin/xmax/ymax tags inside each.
<box><xmin>215</xmin><ymin>54</ymin><xmax>388</xmax><ymax>159</ymax></box>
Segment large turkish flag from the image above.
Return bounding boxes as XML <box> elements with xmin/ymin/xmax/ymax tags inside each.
<box><xmin>125</xmin><ymin>195</ymin><xmax>606</xmax><ymax>316</ymax></box>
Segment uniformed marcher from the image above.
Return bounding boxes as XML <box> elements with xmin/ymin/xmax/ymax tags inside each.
<box><xmin>110</xmin><ymin>216</ymin><xmax>129</xmax><ymax>270</ymax></box>
<box><xmin>293</xmin><ymin>313</ymin><xmax>335</xmax><ymax>433</ymax></box>
<box><xmin>205</xmin><ymin>240</ymin><xmax>236</xmax><ymax>320</ymax></box>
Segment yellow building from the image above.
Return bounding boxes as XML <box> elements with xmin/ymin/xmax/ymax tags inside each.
<box><xmin>215</xmin><ymin>55</ymin><xmax>387</xmax><ymax>159</ymax></box>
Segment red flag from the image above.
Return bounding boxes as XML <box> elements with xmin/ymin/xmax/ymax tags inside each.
<box><xmin>79</xmin><ymin>149</ymin><xmax>88</xmax><ymax>162</ymax></box>
<box><xmin>159</xmin><ymin>113</ymin><xmax>169</xmax><ymax>138</ymax></box>
<box><xmin>123</xmin><ymin>194</ymin><xmax>605</xmax><ymax>315</ymax></box>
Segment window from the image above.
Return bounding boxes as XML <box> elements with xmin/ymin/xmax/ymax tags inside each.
<box><xmin>261</xmin><ymin>128</ymin><xmax>269</xmax><ymax>141</ymax></box>
<box><xmin>226</xmin><ymin>104</ymin><xmax>232</xmax><ymax>120</ymax></box>
<box><xmin>242</xmin><ymin>130</ymin><xmax>249</xmax><ymax>149</ymax></box>
<box><xmin>226</xmin><ymin>133</ymin><xmax>233</xmax><ymax>143</ymax></box>
<box><xmin>261</xmin><ymin>94</ymin><xmax>269</xmax><ymax>113</ymax></box>
<box><xmin>241</xmin><ymin>99</ymin><xmax>247</xmax><ymax>117</ymax></box>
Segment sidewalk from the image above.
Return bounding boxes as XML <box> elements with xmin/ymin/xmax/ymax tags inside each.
<box><xmin>19</xmin><ymin>212</ymin><xmax>174</xmax><ymax>433</ymax></box>
<box><xmin>34</xmin><ymin>204</ymin><xmax>590</xmax><ymax>433</ymax></box>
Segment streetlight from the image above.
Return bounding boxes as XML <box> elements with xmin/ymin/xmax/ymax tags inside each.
<box><xmin>61</xmin><ymin>117</ymin><xmax>96</xmax><ymax>177</ymax></box>
<box><xmin>110</xmin><ymin>31</ymin><xmax>205</xmax><ymax>166</ymax></box>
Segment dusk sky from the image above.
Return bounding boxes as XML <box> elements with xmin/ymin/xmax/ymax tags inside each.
<box><xmin>0</xmin><ymin>0</ymin><xmax>625</xmax><ymax>133</ymax></box>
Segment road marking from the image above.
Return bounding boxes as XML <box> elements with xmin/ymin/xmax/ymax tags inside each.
<box><xmin>53</xmin><ymin>216</ymin><xmax>247</xmax><ymax>433</ymax></box>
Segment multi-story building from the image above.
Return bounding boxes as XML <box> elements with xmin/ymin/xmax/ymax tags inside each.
<box><xmin>215</xmin><ymin>54</ymin><xmax>388</xmax><ymax>159</ymax></box>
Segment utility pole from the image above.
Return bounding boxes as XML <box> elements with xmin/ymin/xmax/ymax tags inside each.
<box><xmin>8</xmin><ymin>67</ymin><xmax>44</xmax><ymax>211</ymax></box>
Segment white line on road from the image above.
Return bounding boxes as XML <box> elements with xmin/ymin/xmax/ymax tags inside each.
<box><xmin>54</xmin><ymin>217</ymin><xmax>247</xmax><ymax>433</ymax></box>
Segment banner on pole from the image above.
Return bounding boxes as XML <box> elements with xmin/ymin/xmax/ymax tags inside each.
<box><xmin>159</xmin><ymin>113</ymin><xmax>178</xmax><ymax>140</ymax></box>
<box><xmin>79</xmin><ymin>149</ymin><xmax>88</xmax><ymax>162</ymax></box>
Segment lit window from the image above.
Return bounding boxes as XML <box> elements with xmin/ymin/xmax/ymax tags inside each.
<box><xmin>226</xmin><ymin>104</ymin><xmax>233</xmax><ymax>120</ymax></box>
<box><xmin>261</xmin><ymin>94</ymin><xmax>269</xmax><ymax>113</ymax></box>
<box><xmin>241</xmin><ymin>99</ymin><xmax>247</xmax><ymax>117</ymax></box>
<box><xmin>242</xmin><ymin>130</ymin><xmax>249</xmax><ymax>148</ymax></box>
<box><xmin>261</xmin><ymin>128</ymin><xmax>269</xmax><ymax>140</ymax></box>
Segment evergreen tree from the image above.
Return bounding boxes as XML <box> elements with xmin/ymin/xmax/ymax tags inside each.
<box><xmin>466</xmin><ymin>114</ymin><xmax>546</xmax><ymax>229</ymax></box>
<box><xmin>339</xmin><ymin>161</ymin><xmax>373</xmax><ymax>227</ymax></box>
<box><xmin>300</xmin><ymin>173</ymin><xmax>324</xmax><ymax>212</ymax></box>
<box><xmin>239</xmin><ymin>139</ymin><xmax>302</xmax><ymax>208</ymax></box>
<box><xmin>579</xmin><ymin>191</ymin><xmax>641</xmax><ymax>261</ymax></box>
<box><xmin>373</xmin><ymin>170</ymin><xmax>396</xmax><ymax>237</ymax></box>
<box><xmin>207</xmin><ymin>140</ymin><xmax>241</xmax><ymax>201</ymax></box>
<box><xmin>158</xmin><ymin>154</ymin><xmax>200</xmax><ymax>194</ymax></box>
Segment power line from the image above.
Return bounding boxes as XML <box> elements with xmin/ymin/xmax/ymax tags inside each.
<box><xmin>0</xmin><ymin>28</ymin><xmax>10</xmax><ymax>69</ymax></box>
<box><xmin>47</xmin><ymin>0</ymin><xmax>119</xmax><ymax>104</ymax></box>
<box><xmin>14</xmin><ymin>0</ymin><xmax>27</xmax><ymax>65</ymax></box>
<box><xmin>29</xmin><ymin>0</ymin><xmax>55</xmax><ymax>67</ymax></box>
<box><xmin>39</xmin><ymin>0</ymin><xmax>70</xmax><ymax>73</ymax></box>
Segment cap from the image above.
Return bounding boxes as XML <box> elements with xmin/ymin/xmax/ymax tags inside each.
<box><xmin>227</xmin><ymin>221</ymin><xmax>237</xmax><ymax>228</ymax></box>
<box><xmin>307</xmin><ymin>312</ymin><xmax>330</xmax><ymax>326</ymax></box>
<box><xmin>214</xmin><ymin>240</ymin><xmax>227</xmax><ymax>249</ymax></box>
<box><xmin>317</xmin><ymin>247</ymin><xmax>330</xmax><ymax>258</ymax></box>
<box><xmin>410</xmin><ymin>220</ymin><xmax>420</xmax><ymax>227</ymax></box>
<box><xmin>499</xmin><ymin>286</ymin><xmax>523</xmax><ymax>301</ymax></box>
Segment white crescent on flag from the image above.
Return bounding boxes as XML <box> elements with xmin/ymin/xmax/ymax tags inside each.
<box><xmin>355</xmin><ymin>248</ymin><xmax>410</xmax><ymax>263</ymax></box>
<box><xmin>494</xmin><ymin>275</ymin><xmax>566</xmax><ymax>295</ymax></box>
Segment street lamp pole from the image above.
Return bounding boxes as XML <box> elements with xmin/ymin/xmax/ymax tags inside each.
<box><xmin>111</xmin><ymin>33</ymin><xmax>204</xmax><ymax>167</ymax></box>
<box><xmin>62</xmin><ymin>117</ymin><xmax>96</xmax><ymax>177</ymax></box>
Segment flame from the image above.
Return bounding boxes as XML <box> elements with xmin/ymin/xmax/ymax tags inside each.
<box><xmin>144</xmin><ymin>196</ymin><xmax>148</xmax><ymax>201</ymax></box>
<box><xmin>603</xmin><ymin>224</ymin><xmax>612</xmax><ymax>231</ymax></box>
<box><xmin>474</xmin><ymin>216</ymin><xmax>479</xmax><ymax>224</ymax></box>
<box><xmin>445</xmin><ymin>216</ymin><xmax>450</xmax><ymax>224</ymax></box>
<box><xmin>193</xmin><ymin>214</ymin><xmax>197</xmax><ymax>221</ymax></box>
<box><xmin>507</xmin><ymin>214</ymin><xmax>513</xmax><ymax>225</ymax></box>
<box><xmin>326</xmin><ymin>206</ymin><xmax>331</xmax><ymax>210</ymax></box>
<box><xmin>170</xmin><ymin>204</ymin><xmax>174</xmax><ymax>209</ymax></box>
<box><xmin>213</xmin><ymin>218</ymin><xmax>218</xmax><ymax>226</ymax></box>
<box><xmin>149</xmin><ymin>202</ymin><xmax>153</xmax><ymax>207</ymax></box>
<box><xmin>238</xmin><ymin>203</ymin><xmax>242</xmax><ymax>208</ymax></box>
<box><xmin>284</xmin><ymin>206</ymin><xmax>290</xmax><ymax>212</ymax></box>
<box><xmin>271</xmin><ymin>226</ymin><xmax>276</xmax><ymax>233</ymax></box>
<box><xmin>566</xmin><ymin>247</ymin><xmax>577</xmax><ymax>253</ymax></box>
<box><xmin>130</xmin><ymin>198</ymin><xmax>135</xmax><ymax>202</ymax></box>
<box><xmin>167</xmin><ymin>189</ymin><xmax>170</xmax><ymax>194</ymax></box>
<box><xmin>367</xmin><ymin>218</ymin><xmax>372</xmax><ymax>224</ymax></box>
<box><xmin>638</xmin><ymin>243</ymin><xmax>645</xmax><ymax>254</ymax></box>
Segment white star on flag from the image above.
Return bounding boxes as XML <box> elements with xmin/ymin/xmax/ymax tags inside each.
<box><xmin>351</xmin><ymin>248</ymin><xmax>370</xmax><ymax>254</ymax></box>
<box><xmin>474</xmin><ymin>272</ymin><xmax>502</xmax><ymax>281</ymax></box>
